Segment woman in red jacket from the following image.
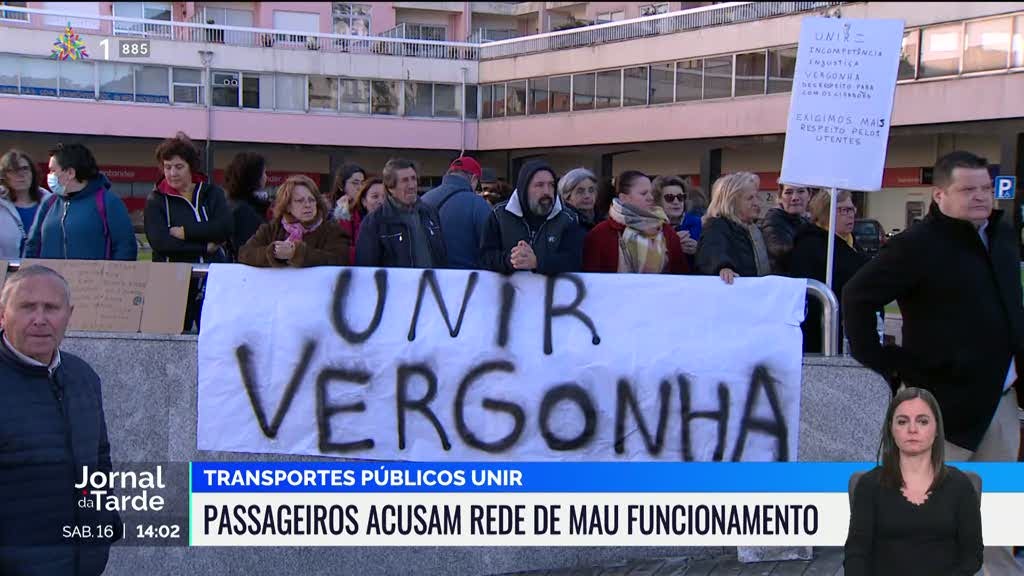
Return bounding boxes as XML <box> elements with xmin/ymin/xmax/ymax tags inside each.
<box><xmin>583</xmin><ymin>170</ymin><xmax>689</xmax><ymax>274</ymax></box>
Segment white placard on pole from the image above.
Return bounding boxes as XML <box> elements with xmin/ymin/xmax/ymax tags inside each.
<box><xmin>780</xmin><ymin>17</ymin><xmax>905</xmax><ymax>192</ymax></box>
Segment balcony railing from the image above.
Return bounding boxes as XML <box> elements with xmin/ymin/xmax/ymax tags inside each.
<box><xmin>478</xmin><ymin>1</ymin><xmax>846</xmax><ymax>59</ymax></box>
<box><xmin>0</xmin><ymin>5</ymin><xmax>478</xmax><ymax>61</ymax></box>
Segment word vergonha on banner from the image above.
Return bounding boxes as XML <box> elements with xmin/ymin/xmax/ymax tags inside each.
<box><xmin>197</xmin><ymin>265</ymin><xmax>807</xmax><ymax>462</ymax></box>
<box><xmin>780</xmin><ymin>17</ymin><xmax>905</xmax><ymax>192</ymax></box>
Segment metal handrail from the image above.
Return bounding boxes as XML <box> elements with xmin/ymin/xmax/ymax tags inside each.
<box><xmin>806</xmin><ymin>279</ymin><xmax>840</xmax><ymax>357</ymax></box>
<box><xmin>4</xmin><ymin>260</ymin><xmax>841</xmax><ymax>355</ymax></box>
<box><xmin>0</xmin><ymin>5</ymin><xmax>479</xmax><ymax>60</ymax></box>
<box><xmin>478</xmin><ymin>1</ymin><xmax>845</xmax><ymax>59</ymax></box>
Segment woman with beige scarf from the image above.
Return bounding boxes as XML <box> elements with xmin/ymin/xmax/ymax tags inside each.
<box><xmin>583</xmin><ymin>170</ymin><xmax>689</xmax><ymax>274</ymax></box>
<box><xmin>695</xmin><ymin>171</ymin><xmax>771</xmax><ymax>284</ymax></box>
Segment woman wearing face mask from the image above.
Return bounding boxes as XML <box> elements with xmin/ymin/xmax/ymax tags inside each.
<box><xmin>23</xmin><ymin>143</ymin><xmax>137</xmax><ymax>260</ymax></box>
<box><xmin>239</xmin><ymin>175</ymin><xmax>350</xmax><ymax>268</ymax></box>
<box><xmin>583</xmin><ymin>170</ymin><xmax>688</xmax><ymax>274</ymax></box>
<box><xmin>558</xmin><ymin>168</ymin><xmax>601</xmax><ymax>232</ymax></box>
<box><xmin>695</xmin><ymin>172</ymin><xmax>771</xmax><ymax>284</ymax></box>
<box><xmin>845</xmin><ymin>387</ymin><xmax>983</xmax><ymax>576</ymax></box>
<box><xmin>0</xmin><ymin>150</ymin><xmax>51</xmax><ymax>257</ymax></box>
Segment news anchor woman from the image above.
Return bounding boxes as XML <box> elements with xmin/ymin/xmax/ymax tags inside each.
<box><xmin>844</xmin><ymin>387</ymin><xmax>983</xmax><ymax>576</ymax></box>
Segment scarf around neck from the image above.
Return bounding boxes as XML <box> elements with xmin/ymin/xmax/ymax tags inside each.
<box><xmin>609</xmin><ymin>198</ymin><xmax>669</xmax><ymax>273</ymax></box>
<box><xmin>282</xmin><ymin>216</ymin><xmax>322</xmax><ymax>243</ymax></box>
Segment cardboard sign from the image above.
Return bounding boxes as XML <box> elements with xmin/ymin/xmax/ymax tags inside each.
<box><xmin>780</xmin><ymin>18</ymin><xmax>905</xmax><ymax>191</ymax></box>
<box><xmin>198</xmin><ymin>265</ymin><xmax>807</xmax><ymax>462</ymax></box>
<box><xmin>21</xmin><ymin>260</ymin><xmax>191</xmax><ymax>334</ymax></box>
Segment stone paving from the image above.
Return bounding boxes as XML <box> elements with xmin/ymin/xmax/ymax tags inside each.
<box><xmin>493</xmin><ymin>548</ymin><xmax>846</xmax><ymax>576</ymax></box>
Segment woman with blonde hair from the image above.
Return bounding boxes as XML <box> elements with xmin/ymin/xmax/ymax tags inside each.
<box><xmin>695</xmin><ymin>171</ymin><xmax>770</xmax><ymax>283</ymax></box>
<box><xmin>238</xmin><ymin>175</ymin><xmax>350</xmax><ymax>267</ymax></box>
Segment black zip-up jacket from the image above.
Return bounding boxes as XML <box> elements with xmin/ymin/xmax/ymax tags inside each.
<box><xmin>760</xmin><ymin>207</ymin><xmax>808</xmax><ymax>275</ymax></box>
<box><xmin>843</xmin><ymin>203</ymin><xmax>1024</xmax><ymax>450</ymax></box>
<box><xmin>479</xmin><ymin>159</ymin><xmax>584</xmax><ymax>275</ymax></box>
<box><xmin>354</xmin><ymin>196</ymin><xmax>448</xmax><ymax>268</ymax></box>
<box><xmin>0</xmin><ymin>337</ymin><xmax>120</xmax><ymax>576</ymax></box>
<box><xmin>144</xmin><ymin>177</ymin><xmax>233</xmax><ymax>263</ymax></box>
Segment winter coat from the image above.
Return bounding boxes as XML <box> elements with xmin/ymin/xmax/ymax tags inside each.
<box><xmin>0</xmin><ymin>338</ymin><xmax>120</xmax><ymax>576</ymax></box>
<box><xmin>144</xmin><ymin>176</ymin><xmax>232</xmax><ymax>263</ymax></box>
<box><xmin>23</xmin><ymin>175</ymin><xmax>137</xmax><ymax>261</ymax></box>
<box><xmin>0</xmin><ymin>196</ymin><xmax>24</xmax><ymax>258</ymax></box>
<box><xmin>789</xmin><ymin>223</ymin><xmax>868</xmax><ymax>353</ymax></box>
<box><xmin>355</xmin><ymin>196</ymin><xmax>447</xmax><ymax>269</ymax></box>
<box><xmin>336</xmin><ymin>208</ymin><xmax>362</xmax><ymax>265</ymax></box>
<box><xmin>760</xmin><ymin>207</ymin><xmax>808</xmax><ymax>274</ymax></box>
<box><xmin>227</xmin><ymin>197</ymin><xmax>267</xmax><ymax>262</ymax></box>
<box><xmin>695</xmin><ymin>216</ymin><xmax>761</xmax><ymax>278</ymax></box>
<box><xmin>479</xmin><ymin>160</ymin><xmax>584</xmax><ymax>275</ymax></box>
<box><xmin>843</xmin><ymin>203</ymin><xmax>1024</xmax><ymax>451</ymax></box>
<box><xmin>238</xmin><ymin>218</ymin><xmax>350</xmax><ymax>268</ymax></box>
<box><xmin>421</xmin><ymin>173</ymin><xmax>493</xmax><ymax>269</ymax></box>
<box><xmin>583</xmin><ymin>219</ymin><xmax>689</xmax><ymax>274</ymax></box>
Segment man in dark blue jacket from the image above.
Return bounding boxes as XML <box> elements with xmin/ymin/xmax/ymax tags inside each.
<box><xmin>480</xmin><ymin>159</ymin><xmax>584</xmax><ymax>275</ymax></box>
<box><xmin>356</xmin><ymin>158</ymin><xmax>447</xmax><ymax>269</ymax></box>
<box><xmin>421</xmin><ymin>156</ymin><xmax>492</xmax><ymax>269</ymax></box>
<box><xmin>0</xmin><ymin>265</ymin><xmax>120</xmax><ymax>576</ymax></box>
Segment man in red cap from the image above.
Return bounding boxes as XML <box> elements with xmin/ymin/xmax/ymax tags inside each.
<box><xmin>422</xmin><ymin>155</ymin><xmax>494</xmax><ymax>269</ymax></box>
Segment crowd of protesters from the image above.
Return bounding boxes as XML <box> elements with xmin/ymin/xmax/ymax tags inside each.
<box><xmin>0</xmin><ymin>135</ymin><xmax>1014</xmax><ymax>359</ymax></box>
<box><xmin>0</xmin><ymin>134</ymin><xmax>983</xmax><ymax>338</ymax></box>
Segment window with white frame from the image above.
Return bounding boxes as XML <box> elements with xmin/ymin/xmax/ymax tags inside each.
<box><xmin>135</xmin><ymin>65</ymin><xmax>169</xmax><ymax>103</ymax></box>
<box><xmin>274</xmin><ymin>74</ymin><xmax>305</xmax><ymax>111</ymax></box>
<box><xmin>273</xmin><ymin>10</ymin><xmax>318</xmax><ymax>44</ymax></box>
<box><xmin>0</xmin><ymin>1</ymin><xmax>28</xmax><ymax>22</ymax></box>
<box><xmin>199</xmin><ymin>5</ymin><xmax>254</xmax><ymax>45</ymax></box>
<box><xmin>113</xmin><ymin>2</ymin><xmax>172</xmax><ymax>36</ymax></box>
<box><xmin>332</xmin><ymin>3</ymin><xmax>371</xmax><ymax>36</ymax></box>
<box><xmin>596</xmin><ymin>10</ymin><xmax>625</xmax><ymax>24</ymax></box>
<box><xmin>212</xmin><ymin>70</ymin><xmax>263</xmax><ymax>108</ymax></box>
<box><xmin>0</xmin><ymin>54</ymin><xmax>20</xmax><ymax>94</ymax></box>
<box><xmin>340</xmin><ymin>78</ymin><xmax>370</xmax><ymax>114</ymax></box>
<box><xmin>309</xmin><ymin>76</ymin><xmax>339</xmax><ymax>111</ymax></box>
<box><xmin>405</xmin><ymin>23</ymin><xmax>446</xmax><ymax>42</ymax></box>
<box><xmin>640</xmin><ymin>3</ymin><xmax>670</xmax><ymax>17</ymax></box>
<box><xmin>172</xmin><ymin>68</ymin><xmax>204</xmax><ymax>105</ymax></box>
<box><xmin>42</xmin><ymin>2</ymin><xmax>99</xmax><ymax>30</ymax></box>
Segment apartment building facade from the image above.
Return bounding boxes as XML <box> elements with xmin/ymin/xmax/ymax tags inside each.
<box><xmin>1</xmin><ymin>1</ymin><xmax>1023</xmax><ymax>235</ymax></box>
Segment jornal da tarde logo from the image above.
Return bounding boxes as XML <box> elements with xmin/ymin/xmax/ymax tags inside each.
<box><xmin>75</xmin><ymin>465</ymin><xmax>167</xmax><ymax>512</ymax></box>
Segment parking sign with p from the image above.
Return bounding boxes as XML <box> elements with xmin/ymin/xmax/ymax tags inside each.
<box><xmin>995</xmin><ymin>175</ymin><xmax>1015</xmax><ymax>200</ymax></box>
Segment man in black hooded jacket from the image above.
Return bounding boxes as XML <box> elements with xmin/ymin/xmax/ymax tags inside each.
<box><xmin>479</xmin><ymin>160</ymin><xmax>584</xmax><ymax>275</ymax></box>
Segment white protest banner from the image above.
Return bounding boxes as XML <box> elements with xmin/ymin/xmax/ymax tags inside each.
<box><xmin>780</xmin><ymin>17</ymin><xmax>905</xmax><ymax>192</ymax></box>
<box><xmin>197</xmin><ymin>265</ymin><xmax>806</xmax><ymax>462</ymax></box>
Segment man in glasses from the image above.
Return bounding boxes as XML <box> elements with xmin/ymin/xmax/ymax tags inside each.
<box><xmin>760</xmin><ymin>182</ymin><xmax>812</xmax><ymax>274</ymax></box>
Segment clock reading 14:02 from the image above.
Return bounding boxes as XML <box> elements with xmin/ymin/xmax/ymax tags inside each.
<box><xmin>98</xmin><ymin>38</ymin><xmax>151</xmax><ymax>59</ymax></box>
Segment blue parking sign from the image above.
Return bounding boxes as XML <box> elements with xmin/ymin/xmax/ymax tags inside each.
<box><xmin>995</xmin><ymin>175</ymin><xmax>1015</xmax><ymax>200</ymax></box>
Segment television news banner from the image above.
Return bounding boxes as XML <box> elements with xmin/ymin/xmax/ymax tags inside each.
<box><xmin>53</xmin><ymin>16</ymin><xmax>1023</xmax><ymax>552</ymax></box>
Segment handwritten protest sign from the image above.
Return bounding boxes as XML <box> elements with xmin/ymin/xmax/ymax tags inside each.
<box><xmin>780</xmin><ymin>17</ymin><xmax>905</xmax><ymax>191</ymax></box>
<box><xmin>21</xmin><ymin>260</ymin><xmax>190</xmax><ymax>333</ymax></box>
<box><xmin>198</xmin><ymin>265</ymin><xmax>807</xmax><ymax>462</ymax></box>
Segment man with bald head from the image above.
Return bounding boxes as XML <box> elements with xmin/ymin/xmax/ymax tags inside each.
<box><xmin>0</xmin><ymin>265</ymin><xmax>119</xmax><ymax>576</ymax></box>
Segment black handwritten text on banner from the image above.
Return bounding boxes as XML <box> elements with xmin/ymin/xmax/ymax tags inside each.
<box><xmin>197</xmin><ymin>266</ymin><xmax>807</xmax><ymax>461</ymax></box>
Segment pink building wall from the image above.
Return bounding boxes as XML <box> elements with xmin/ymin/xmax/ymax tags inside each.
<box><xmin>476</xmin><ymin>73</ymin><xmax>1024</xmax><ymax>150</ymax></box>
<box><xmin>0</xmin><ymin>96</ymin><xmax>478</xmax><ymax>151</ymax></box>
